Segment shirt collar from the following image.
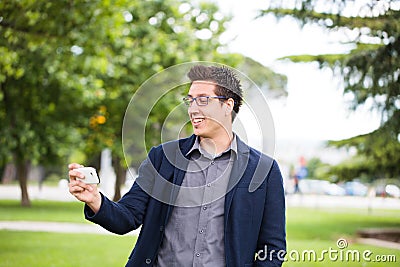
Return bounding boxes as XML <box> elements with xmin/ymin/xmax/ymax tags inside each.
<box><xmin>186</xmin><ymin>133</ymin><xmax>238</xmax><ymax>159</ymax></box>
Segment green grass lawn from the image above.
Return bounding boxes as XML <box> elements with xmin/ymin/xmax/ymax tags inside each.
<box><xmin>285</xmin><ymin>207</ymin><xmax>400</xmax><ymax>266</ymax></box>
<box><xmin>287</xmin><ymin>207</ymin><xmax>400</xmax><ymax>240</ymax></box>
<box><xmin>0</xmin><ymin>231</ymin><xmax>135</xmax><ymax>267</ymax></box>
<box><xmin>0</xmin><ymin>200</ymin><xmax>86</xmax><ymax>223</ymax></box>
<box><xmin>0</xmin><ymin>200</ymin><xmax>399</xmax><ymax>266</ymax></box>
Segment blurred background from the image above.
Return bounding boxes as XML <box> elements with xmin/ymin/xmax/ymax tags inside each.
<box><xmin>0</xmin><ymin>0</ymin><xmax>399</xmax><ymax>266</ymax></box>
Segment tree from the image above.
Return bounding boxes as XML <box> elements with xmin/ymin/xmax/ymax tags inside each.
<box><xmin>78</xmin><ymin>0</ymin><xmax>241</xmax><ymax>201</ymax></box>
<box><xmin>0</xmin><ymin>0</ymin><xmax>289</xmax><ymax>205</ymax></box>
<box><xmin>0</xmin><ymin>0</ymin><xmax>117</xmax><ymax>206</ymax></box>
<box><xmin>80</xmin><ymin>2</ymin><xmax>289</xmax><ymax>201</ymax></box>
<box><xmin>260</xmin><ymin>0</ymin><xmax>400</xmax><ymax>180</ymax></box>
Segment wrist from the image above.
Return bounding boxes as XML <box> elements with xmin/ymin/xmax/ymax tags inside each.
<box><xmin>87</xmin><ymin>192</ymin><xmax>102</xmax><ymax>214</ymax></box>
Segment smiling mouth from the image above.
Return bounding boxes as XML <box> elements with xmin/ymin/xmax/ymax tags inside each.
<box><xmin>191</xmin><ymin>117</ymin><xmax>205</xmax><ymax>126</ymax></box>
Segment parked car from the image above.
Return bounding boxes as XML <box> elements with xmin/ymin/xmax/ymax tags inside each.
<box><xmin>298</xmin><ymin>179</ymin><xmax>328</xmax><ymax>195</ymax></box>
<box><xmin>323</xmin><ymin>182</ymin><xmax>346</xmax><ymax>196</ymax></box>
<box><xmin>385</xmin><ymin>184</ymin><xmax>400</xmax><ymax>198</ymax></box>
<box><xmin>343</xmin><ymin>181</ymin><xmax>368</xmax><ymax>196</ymax></box>
<box><xmin>298</xmin><ymin>179</ymin><xmax>345</xmax><ymax>196</ymax></box>
<box><xmin>375</xmin><ymin>184</ymin><xmax>400</xmax><ymax>198</ymax></box>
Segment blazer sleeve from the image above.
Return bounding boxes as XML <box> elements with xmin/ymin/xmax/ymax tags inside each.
<box><xmin>255</xmin><ymin>160</ymin><xmax>287</xmax><ymax>266</ymax></box>
<box><xmin>84</xmin><ymin>148</ymin><xmax>158</xmax><ymax>235</ymax></box>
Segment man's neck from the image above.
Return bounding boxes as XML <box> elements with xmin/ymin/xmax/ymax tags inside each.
<box><xmin>199</xmin><ymin>131</ymin><xmax>233</xmax><ymax>156</ymax></box>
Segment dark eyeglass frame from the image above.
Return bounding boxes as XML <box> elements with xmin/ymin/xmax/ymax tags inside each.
<box><xmin>182</xmin><ymin>96</ymin><xmax>228</xmax><ymax>106</ymax></box>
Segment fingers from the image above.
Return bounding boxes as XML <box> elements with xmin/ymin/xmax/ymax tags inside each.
<box><xmin>68</xmin><ymin>168</ymin><xmax>85</xmax><ymax>182</ymax></box>
<box><xmin>69</xmin><ymin>180</ymin><xmax>97</xmax><ymax>204</ymax></box>
<box><xmin>69</xmin><ymin>179</ymin><xmax>94</xmax><ymax>192</ymax></box>
<box><xmin>69</xmin><ymin>182</ymin><xmax>84</xmax><ymax>194</ymax></box>
<box><xmin>68</xmin><ymin>163</ymin><xmax>84</xmax><ymax>170</ymax></box>
<box><xmin>68</xmin><ymin>163</ymin><xmax>84</xmax><ymax>182</ymax></box>
<box><xmin>69</xmin><ymin>179</ymin><xmax>82</xmax><ymax>194</ymax></box>
<box><xmin>67</xmin><ymin>163</ymin><xmax>99</xmax><ymax>204</ymax></box>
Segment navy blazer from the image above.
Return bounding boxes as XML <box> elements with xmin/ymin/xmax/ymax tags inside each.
<box><xmin>85</xmin><ymin>134</ymin><xmax>286</xmax><ymax>267</ymax></box>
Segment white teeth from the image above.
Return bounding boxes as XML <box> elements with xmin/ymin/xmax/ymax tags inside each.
<box><xmin>193</xmin><ymin>118</ymin><xmax>204</xmax><ymax>123</ymax></box>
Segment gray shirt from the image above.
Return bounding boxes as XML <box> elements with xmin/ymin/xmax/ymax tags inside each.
<box><xmin>155</xmin><ymin>135</ymin><xmax>237</xmax><ymax>267</ymax></box>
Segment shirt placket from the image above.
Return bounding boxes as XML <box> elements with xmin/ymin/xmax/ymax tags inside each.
<box><xmin>192</xmin><ymin>157</ymin><xmax>217</xmax><ymax>266</ymax></box>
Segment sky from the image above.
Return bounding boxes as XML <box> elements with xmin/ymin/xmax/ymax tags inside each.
<box><xmin>213</xmin><ymin>0</ymin><xmax>381</xmax><ymax>145</ymax></box>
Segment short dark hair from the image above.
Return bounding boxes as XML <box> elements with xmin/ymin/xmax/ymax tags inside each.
<box><xmin>187</xmin><ymin>65</ymin><xmax>243</xmax><ymax>120</ymax></box>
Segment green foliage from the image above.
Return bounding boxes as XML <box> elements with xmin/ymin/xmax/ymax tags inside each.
<box><xmin>328</xmin><ymin>155</ymin><xmax>377</xmax><ymax>182</ymax></box>
<box><xmin>0</xmin><ymin>0</ymin><xmax>289</xmax><ymax>203</ymax></box>
<box><xmin>144</xmin><ymin>84</ymin><xmax>190</xmax><ymax>151</ymax></box>
<box><xmin>0</xmin><ymin>0</ymin><xmax>112</xmax><ymax>167</ymax></box>
<box><xmin>329</xmin><ymin>119</ymin><xmax>400</xmax><ymax>179</ymax></box>
<box><xmin>0</xmin><ymin>0</ymin><xmax>237</xmax><ymax>166</ymax></box>
<box><xmin>71</xmin><ymin>0</ymin><xmax>241</xmax><ymax>167</ymax></box>
<box><xmin>262</xmin><ymin>0</ymin><xmax>400</xmax><ymax>180</ymax></box>
<box><xmin>305</xmin><ymin>157</ymin><xmax>333</xmax><ymax>181</ymax></box>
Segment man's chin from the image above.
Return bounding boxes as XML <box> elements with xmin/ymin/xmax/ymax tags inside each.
<box><xmin>193</xmin><ymin>127</ymin><xmax>207</xmax><ymax>138</ymax></box>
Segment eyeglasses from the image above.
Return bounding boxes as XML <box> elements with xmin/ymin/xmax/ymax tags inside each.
<box><xmin>182</xmin><ymin>96</ymin><xmax>228</xmax><ymax>106</ymax></box>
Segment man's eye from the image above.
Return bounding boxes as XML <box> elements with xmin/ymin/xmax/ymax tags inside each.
<box><xmin>198</xmin><ymin>98</ymin><xmax>208</xmax><ymax>104</ymax></box>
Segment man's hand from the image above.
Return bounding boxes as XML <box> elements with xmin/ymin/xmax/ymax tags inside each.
<box><xmin>68</xmin><ymin>163</ymin><xmax>102</xmax><ymax>213</ymax></box>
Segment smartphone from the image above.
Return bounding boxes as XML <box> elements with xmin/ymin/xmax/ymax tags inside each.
<box><xmin>75</xmin><ymin>167</ymin><xmax>100</xmax><ymax>184</ymax></box>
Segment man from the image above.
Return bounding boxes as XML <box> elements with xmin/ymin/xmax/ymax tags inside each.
<box><xmin>69</xmin><ymin>65</ymin><xmax>286</xmax><ymax>266</ymax></box>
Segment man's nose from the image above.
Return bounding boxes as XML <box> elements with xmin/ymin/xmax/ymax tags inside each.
<box><xmin>188</xmin><ymin>100</ymin><xmax>200</xmax><ymax>112</ymax></box>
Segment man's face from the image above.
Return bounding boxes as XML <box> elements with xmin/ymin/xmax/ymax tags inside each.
<box><xmin>187</xmin><ymin>81</ymin><xmax>231</xmax><ymax>139</ymax></box>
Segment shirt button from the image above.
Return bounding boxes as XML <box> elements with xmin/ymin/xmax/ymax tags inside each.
<box><xmin>207</xmin><ymin>183</ymin><xmax>211</xmax><ymax>187</ymax></box>
<box><xmin>211</xmin><ymin>160</ymin><xmax>215</xmax><ymax>165</ymax></box>
<box><xmin>203</xmin><ymin>206</ymin><xmax>207</xmax><ymax>210</ymax></box>
<box><xmin>196</xmin><ymin>253</ymin><xmax>201</xmax><ymax>257</ymax></box>
<box><xmin>145</xmin><ymin>258</ymin><xmax>151</xmax><ymax>264</ymax></box>
<box><xmin>199</xmin><ymin>229</ymin><xmax>204</xmax><ymax>234</ymax></box>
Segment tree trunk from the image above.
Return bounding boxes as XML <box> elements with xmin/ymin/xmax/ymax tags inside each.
<box><xmin>112</xmin><ymin>156</ymin><xmax>126</xmax><ymax>201</ymax></box>
<box><xmin>17</xmin><ymin>161</ymin><xmax>31</xmax><ymax>207</ymax></box>
<box><xmin>1</xmin><ymin>162</ymin><xmax>16</xmax><ymax>184</ymax></box>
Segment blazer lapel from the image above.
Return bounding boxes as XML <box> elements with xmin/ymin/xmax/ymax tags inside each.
<box><xmin>224</xmin><ymin>136</ymin><xmax>250</xmax><ymax>227</ymax></box>
<box><xmin>172</xmin><ymin>134</ymin><xmax>195</xmax><ymax>186</ymax></box>
<box><xmin>164</xmin><ymin>135</ymin><xmax>195</xmax><ymax>223</ymax></box>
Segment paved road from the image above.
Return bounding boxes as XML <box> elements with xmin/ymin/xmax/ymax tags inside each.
<box><xmin>286</xmin><ymin>193</ymin><xmax>400</xmax><ymax>210</ymax></box>
<box><xmin>0</xmin><ymin>220</ymin><xmax>140</xmax><ymax>236</ymax></box>
<box><xmin>0</xmin><ymin>184</ymin><xmax>77</xmax><ymax>202</ymax></box>
<box><xmin>1</xmin><ymin>184</ymin><xmax>399</xmax><ymax>209</ymax></box>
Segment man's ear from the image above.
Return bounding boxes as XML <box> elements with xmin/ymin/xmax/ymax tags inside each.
<box><xmin>225</xmin><ymin>98</ymin><xmax>234</xmax><ymax>116</ymax></box>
